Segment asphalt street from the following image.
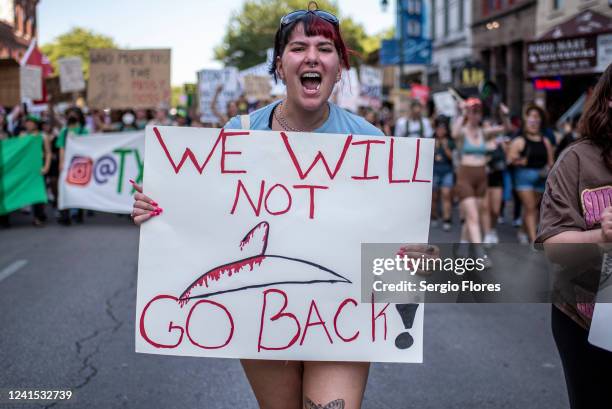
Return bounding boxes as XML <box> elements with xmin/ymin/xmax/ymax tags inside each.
<box><xmin>0</xmin><ymin>208</ymin><xmax>569</xmax><ymax>409</ymax></box>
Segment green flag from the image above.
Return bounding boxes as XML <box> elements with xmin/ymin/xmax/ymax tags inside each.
<box><xmin>0</xmin><ymin>136</ymin><xmax>48</xmax><ymax>215</ymax></box>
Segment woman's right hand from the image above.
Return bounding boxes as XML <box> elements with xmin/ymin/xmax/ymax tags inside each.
<box><xmin>130</xmin><ymin>180</ymin><xmax>162</xmax><ymax>226</ymax></box>
<box><xmin>602</xmin><ymin>206</ymin><xmax>612</xmax><ymax>242</ymax></box>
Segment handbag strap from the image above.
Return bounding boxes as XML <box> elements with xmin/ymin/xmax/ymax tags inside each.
<box><xmin>239</xmin><ymin>115</ymin><xmax>250</xmax><ymax>130</ymax></box>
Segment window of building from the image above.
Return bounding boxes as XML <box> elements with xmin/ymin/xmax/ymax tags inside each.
<box><xmin>552</xmin><ymin>0</ymin><xmax>564</xmax><ymax>10</ymax></box>
<box><xmin>444</xmin><ymin>0</ymin><xmax>449</xmax><ymax>36</ymax></box>
<box><xmin>458</xmin><ymin>0</ymin><xmax>464</xmax><ymax>30</ymax></box>
<box><xmin>408</xmin><ymin>0</ymin><xmax>422</xmax><ymax>14</ymax></box>
<box><xmin>408</xmin><ymin>20</ymin><xmax>421</xmax><ymax>36</ymax></box>
<box><xmin>483</xmin><ymin>0</ymin><xmax>504</xmax><ymax>16</ymax></box>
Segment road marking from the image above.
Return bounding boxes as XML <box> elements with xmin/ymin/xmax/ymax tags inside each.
<box><xmin>0</xmin><ymin>259</ymin><xmax>28</xmax><ymax>283</ymax></box>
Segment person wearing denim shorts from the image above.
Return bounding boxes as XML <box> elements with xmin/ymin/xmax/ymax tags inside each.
<box><xmin>431</xmin><ymin>116</ymin><xmax>454</xmax><ymax>231</ymax></box>
<box><xmin>508</xmin><ymin>104</ymin><xmax>554</xmax><ymax>243</ymax></box>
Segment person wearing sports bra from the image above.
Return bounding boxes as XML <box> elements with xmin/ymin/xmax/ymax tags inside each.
<box><xmin>452</xmin><ymin>97</ymin><xmax>510</xmax><ymax>246</ymax></box>
<box><xmin>508</xmin><ymin>104</ymin><xmax>554</xmax><ymax>243</ymax></box>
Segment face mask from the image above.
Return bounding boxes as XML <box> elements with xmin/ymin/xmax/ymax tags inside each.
<box><xmin>122</xmin><ymin>113</ymin><xmax>135</xmax><ymax>125</ymax></box>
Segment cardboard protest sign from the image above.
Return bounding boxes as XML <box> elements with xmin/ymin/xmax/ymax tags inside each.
<box><xmin>58</xmin><ymin>131</ymin><xmax>144</xmax><ymax>213</ymax></box>
<box><xmin>243</xmin><ymin>75</ymin><xmax>271</xmax><ymax>102</ymax></box>
<box><xmin>136</xmin><ymin>126</ymin><xmax>433</xmax><ymax>362</ymax></box>
<box><xmin>58</xmin><ymin>56</ymin><xmax>85</xmax><ymax>93</ymax></box>
<box><xmin>197</xmin><ymin>68</ymin><xmax>241</xmax><ymax>124</ymax></box>
<box><xmin>0</xmin><ymin>59</ymin><xmax>20</xmax><ymax>106</ymax></box>
<box><xmin>391</xmin><ymin>89</ymin><xmax>412</xmax><ymax>118</ymax></box>
<box><xmin>20</xmin><ymin>65</ymin><xmax>42</xmax><ymax>100</ymax></box>
<box><xmin>87</xmin><ymin>49</ymin><xmax>171</xmax><ymax>109</ymax></box>
<box><xmin>240</xmin><ymin>62</ymin><xmax>285</xmax><ymax>97</ymax></box>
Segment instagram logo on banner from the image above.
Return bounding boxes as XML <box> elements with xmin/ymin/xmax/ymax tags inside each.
<box><xmin>66</xmin><ymin>156</ymin><xmax>93</xmax><ymax>186</ymax></box>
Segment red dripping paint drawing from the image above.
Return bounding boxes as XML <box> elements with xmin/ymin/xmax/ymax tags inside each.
<box><xmin>178</xmin><ymin>221</ymin><xmax>351</xmax><ymax>307</ymax></box>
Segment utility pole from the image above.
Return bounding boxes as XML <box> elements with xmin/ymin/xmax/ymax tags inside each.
<box><xmin>398</xmin><ymin>0</ymin><xmax>405</xmax><ymax>89</ymax></box>
<box><xmin>381</xmin><ymin>0</ymin><xmax>406</xmax><ymax>89</ymax></box>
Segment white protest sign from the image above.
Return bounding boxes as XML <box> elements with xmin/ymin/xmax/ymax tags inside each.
<box><xmin>334</xmin><ymin>68</ymin><xmax>360</xmax><ymax>113</ymax></box>
<box><xmin>438</xmin><ymin>60</ymin><xmax>452</xmax><ymax>84</ymax></box>
<box><xmin>136</xmin><ymin>126</ymin><xmax>433</xmax><ymax>362</ymax></box>
<box><xmin>58</xmin><ymin>57</ymin><xmax>85</xmax><ymax>93</ymax></box>
<box><xmin>359</xmin><ymin>65</ymin><xmax>383</xmax><ymax>109</ymax></box>
<box><xmin>589</xmin><ymin>252</ymin><xmax>612</xmax><ymax>352</ymax></box>
<box><xmin>432</xmin><ymin>91</ymin><xmax>457</xmax><ymax>118</ymax></box>
<box><xmin>58</xmin><ymin>131</ymin><xmax>144</xmax><ymax>213</ymax></box>
<box><xmin>597</xmin><ymin>33</ymin><xmax>612</xmax><ymax>73</ymax></box>
<box><xmin>198</xmin><ymin>68</ymin><xmax>241</xmax><ymax>124</ymax></box>
<box><xmin>20</xmin><ymin>65</ymin><xmax>42</xmax><ymax>100</ymax></box>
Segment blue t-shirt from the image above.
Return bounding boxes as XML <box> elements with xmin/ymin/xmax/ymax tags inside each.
<box><xmin>225</xmin><ymin>101</ymin><xmax>384</xmax><ymax>137</ymax></box>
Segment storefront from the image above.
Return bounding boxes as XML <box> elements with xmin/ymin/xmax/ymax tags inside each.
<box><xmin>526</xmin><ymin>10</ymin><xmax>612</xmax><ymax>124</ymax></box>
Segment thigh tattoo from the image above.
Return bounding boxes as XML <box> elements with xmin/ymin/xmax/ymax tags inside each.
<box><xmin>304</xmin><ymin>397</ymin><xmax>345</xmax><ymax>409</ymax></box>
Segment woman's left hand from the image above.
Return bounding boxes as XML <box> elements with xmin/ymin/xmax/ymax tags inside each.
<box><xmin>397</xmin><ymin>244</ymin><xmax>440</xmax><ymax>276</ymax></box>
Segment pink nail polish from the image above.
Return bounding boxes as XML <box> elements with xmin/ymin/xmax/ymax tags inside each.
<box><xmin>151</xmin><ymin>201</ymin><xmax>158</xmax><ymax>207</ymax></box>
<box><xmin>157</xmin><ymin>207</ymin><xmax>164</xmax><ymax>212</ymax></box>
<box><xmin>129</xmin><ymin>179</ymin><xmax>135</xmax><ymax>184</ymax></box>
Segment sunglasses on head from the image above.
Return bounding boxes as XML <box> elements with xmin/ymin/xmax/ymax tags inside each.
<box><xmin>279</xmin><ymin>9</ymin><xmax>339</xmax><ymax>28</ymax></box>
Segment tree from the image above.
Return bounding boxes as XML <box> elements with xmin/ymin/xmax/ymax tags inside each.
<box><xmin>41</xmin><ymin>27</ymin><xmax>117</xmax><ymax>79</ymax></box>
<box><xmin>214</xmin><ymin>0</ymin><xmax>373</xmax><ymax>70</ymax></box>
<box><xmin>361</xmin><ymin>26</ymin><xmax>394</xmax><ymax>56</ymax></box>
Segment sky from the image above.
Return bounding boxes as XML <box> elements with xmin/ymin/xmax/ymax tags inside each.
<box><xmin>37</xmin><ymin>0</ymin><xmax>395</xmax><ymax>86</ymax></box>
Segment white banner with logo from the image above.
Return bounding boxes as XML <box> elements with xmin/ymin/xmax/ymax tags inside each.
<box><xmin>58</xmin><ymin>131</ymin><xmax>144</xmax><ymax>213</ymax></box>
<box><xmin>135</xmin><ymin>126</ymin><xmax>434</xmax><ymax>362</ymax></box>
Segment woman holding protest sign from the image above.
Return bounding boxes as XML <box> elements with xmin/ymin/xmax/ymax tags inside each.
<box><xmin>131</xmin><ymin>3</ymin><xmax>436</xmax><ymax>408</ymax></box>
<box><xmin>211</xmin><ymin>84</ymin><xmax>241</xmax><ymax>127</ymax></box>
<box><xmin>537</xmin><ymin>63</ymin><xmax>612</xmax><ymax>409</ymax></box>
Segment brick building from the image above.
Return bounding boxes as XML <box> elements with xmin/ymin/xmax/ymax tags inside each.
<box><xmin>471</xmin><ymin>0</ymin><xmax>538</xmax><ymax>116</ymax></box>
<box><xmin>0</xmin><ymin>0</ymin><xmax>39</xmax><ymax>62</ymax></box>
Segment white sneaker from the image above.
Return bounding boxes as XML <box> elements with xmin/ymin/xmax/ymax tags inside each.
<box><xmin>483</xmin><ymin>232</ymin><xmax>495</xmax><ymax>248</ymax></box>
<box><xmin>517</xmin><ymin>231</ymin><xmax>529</xmax><ymax>244</ymax></box>
<box><xmin>491</xmin><ymin>230</ymin><xmax>499</xmax><ymax>244</ymax></box>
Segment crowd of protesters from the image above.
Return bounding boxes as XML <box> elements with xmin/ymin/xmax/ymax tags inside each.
<box><xmin>362</xmin><ymin>95</ymin><xmax>580</xmax><ymax>249</ymax></box>
<box><xmin>0</xmin><ymin>90</ymin><xmax>582</xmax><ymax>243</ymax></box>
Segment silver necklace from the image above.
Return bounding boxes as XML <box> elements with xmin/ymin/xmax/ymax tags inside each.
<box><xmin>274</xmin><ymin>101</ymin><xmax>328</xmax><ymax>132</ymax></box>
<box><xmin>274</xmin><ymin>102</ymin><xmax>303</xmax><ymax>132</ymax></box>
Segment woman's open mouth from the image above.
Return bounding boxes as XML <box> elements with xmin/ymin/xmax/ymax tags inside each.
<box><xmin>300</xmin><ymin>72</ymin><xmax>322</xmax><ymax>95</ymax></box>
